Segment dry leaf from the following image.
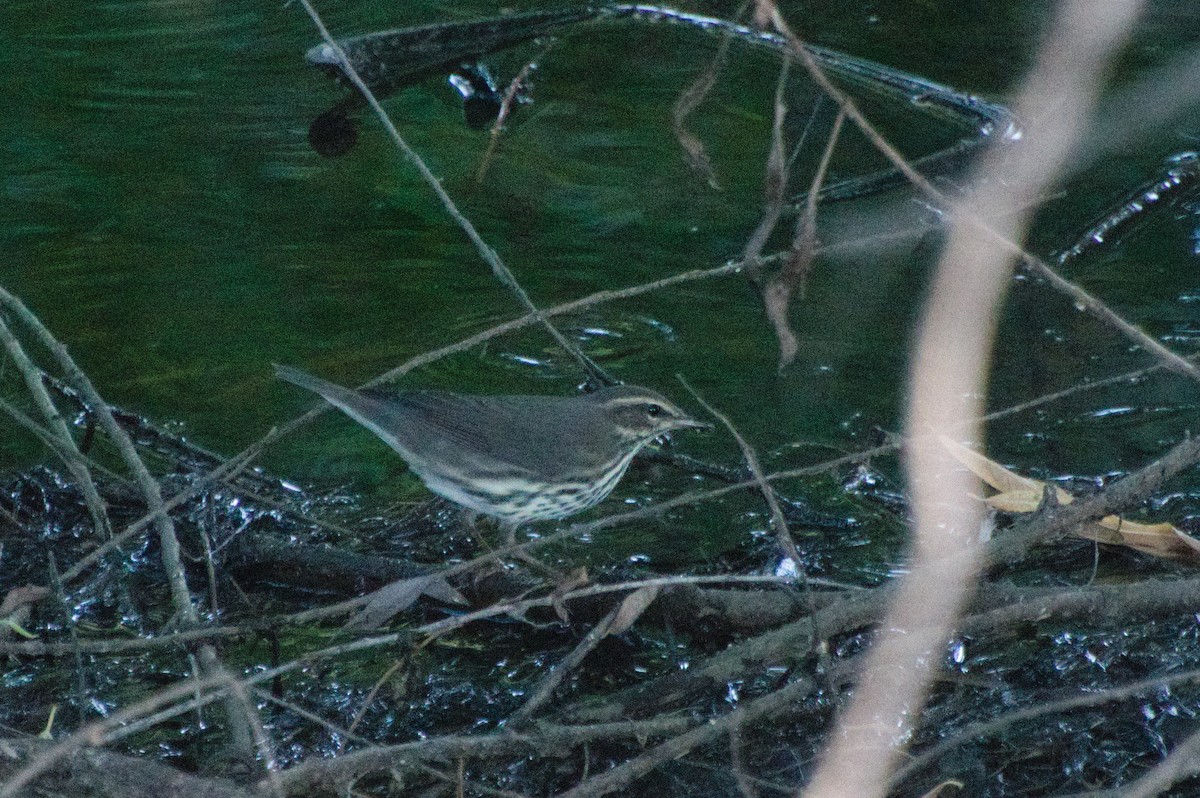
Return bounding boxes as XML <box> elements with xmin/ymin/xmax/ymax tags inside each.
<box><xmin>940</xmin><ymin>436</ymin><xmax>1053</xmax><ymax>497</ymax></box>
<box><xmin>606</xmin><ymin>585</ymin><xmax>660</xmax><ymax>637</ymax></box>
<box><xmin>985</xmin><ymin>489</ymin><xmax>1047</xmax><ymax>514</ymax></box>
<box><xmin>0</xmin><ymin>584</ymin><xmax>49</xmax><ymax>617</ymax></box>
<box><xmin>419</xmin><ymin>577</ymin><xmax>468</xmax><ymax>607</ymax></box>
<box><xmin>940</xmin><ymin>436</ymin><xmax>1200</xmax><ymax>563</ymax></box>
<box><xmin>550</xmin><ymin>567</ymin><xmax>590</xmax><ymax>624</ymax></box>
<box><xmin>1174</xmin><ymin>527</ymin><xmax>1200</xmax><ymax>555</ymax></box>
<box><xmin>347</xmin><ymin>575</ymin><xmax>465</xmax><ymax>630</ymax></box>
<box><xmin>763</xmin><ymin>278</ymin><xmax>799</xmax><ymax>370</ymax></box>
<box><xmin>919</xmin><ymin>779</ymin><xmax>964</xmax><ymax>798</ymax></box>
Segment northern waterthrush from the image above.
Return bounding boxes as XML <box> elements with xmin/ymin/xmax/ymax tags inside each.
<box><xmin>275</xmin><ymin>365</ymin><xmax>708</xmax><ymax>524</ymax></box>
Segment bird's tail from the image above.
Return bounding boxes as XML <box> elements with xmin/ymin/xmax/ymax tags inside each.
<box><xmin>273</xmin><ymin>364</ymin><xmax>413</xmax><ymax>457</ymax></box>
<box><xmin>273</xmin><ymin>364</ymin><xmax>361</xmax><ymax>404</ymax></box>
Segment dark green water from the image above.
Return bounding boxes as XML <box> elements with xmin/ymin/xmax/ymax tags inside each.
<box><xmin>3</xmin><ymin>0</ymin><xmax>1200</xmax><ymax>559</ymax></box>
<box><xmin>9</xmin><ymin>4</ymin><xmax>1200</xmax><ymax>795</ymax></box>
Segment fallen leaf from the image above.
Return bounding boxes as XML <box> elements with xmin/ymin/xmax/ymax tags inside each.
<box><xmin>940</xmin><ymin>437</ymin><xmax>1200</xmax><ymax>563</ymax></box>
<box><xmin>606</xmin><ymin>585</ymin><xmax>660</xmax><ymax>637</ymax></box>
<box><xmin>347</xmin><ymin>575</ymin><xmax>466</xmax><ymax>630</ymax></box>
<box><xmin>0</xmin><ymin>584</ymin><xmax>49</xmax><ymax>617</ymax></box>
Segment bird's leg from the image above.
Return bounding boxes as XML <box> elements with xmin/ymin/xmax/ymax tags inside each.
<box><xmin>502</xmin><ymin>522</ymin><xmax>567</xmax><ymax>582</ymax></box>
<box><xmin>502</xmin><ymin>520</ymin><xmax>519</xmax><ymax>548</ymax></box>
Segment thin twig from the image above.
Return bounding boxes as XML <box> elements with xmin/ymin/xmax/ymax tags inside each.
<box><xmin>60</xmin><ymin>442</ymin><xmax>265</xmax><ymax>584</ymax></box>
<box><xmin>0</xmin><ymin>313</ymin><xmax>111</xmax><ymax>538</ymax></box>
<box><xmin>0</xmin><ymin>670</ymin><xmax>234</xmax><ymax>798</ymax></box>
<box><xmin>507</xmin><ymin>600</ymin><xmax>624</xmax><ymax>726</ymax></box>
<box><xmin>294</xmin><ymin>0</ymin><xmax>611</xmax><ymax>386</ymax></box>
<box><xmin>769</xmin><ymin>2</ymin><xmax>1199</xmax><ymax>385</ymax></box>
<box><xmin>272</xmin><ymin>716</ymin><xmax>695</xmax><ymax>794</ymax></box>
<box><xmin>989</xmin><ymin>430</ymin><xmax>1200</xmax><ymax>568</ymax></box>
<box><xmin>419</xmin><ymin>763</ymin><xmax>533</xmax><ymax>798</ymax></box>
<box><xmin>220</xmin><ymin>662</ymin><xmax>284</xmax><ymax>796</ymax></box>
<box><xmin>0</xmin><ymin>289</ymin><xmax>199</xmax><ymax>626</ymax></box>
<box><xmin>0</xmin><ymin>395</ymin><xmax>127</xmax><ymax>485</ymax></box>
<box><xmin>1110</xmin><ymin>729</ymin><xmax>1200</xmax><ymax>797</ymax></box>
<box><xmin>679</xmin><ymin>378</ymin><xmax>803</xmax><ymax>569</ymax></box>
<box><xmin>800</xmin><ymin>1</ymin><xmax>1148</xmax><ymax>795</ymax></box>
<box><xmin>0</xmin><ymin>291</ymin><xmax>261</xmax><ymax>773</ymax></box>
<box><xmin>553</xmin><ymin>668</ymin><xmax>834</xmax><ymax>798</ymax></box>
<box><xmin>730</xmin><ymin>719</ymin><xmax>763</xmax><ymax>798</ymax></box>
<box><xmin>255</xmin><ymin>688</ymin><xmax>374</xmax><ymax>751</ymax></box>
<box><xmin>0</xmin><ymin>573</ymin><xmax>854</xmax><ymax>658</ymax></box>
<box><xmin>671</xmin><ymin>9</ymin><xmax>737</xmax><ymax>189</ymax></box>
<box><xmin>340</xmin><ymin>658</ymin><xmax>406</xmax><ymax>754</ymax></box>
<box><xmin>892</xmin><ymin>664</ymin><xmax>1200</xmax><ymax>789</ymax></box>
<box><xmin>475</xmin><ymin>53</ymin><xmax>547</xmax><ymax>184</ymax></box>
<box><xmin>742</xmin><ymin>56</ymin><xmax>792</xmax><ymax>283</ymax></box>
<box><xmin>763</xmin><ymin>107</ymin><xmax>845</xmax><ymax>370</ymax></box>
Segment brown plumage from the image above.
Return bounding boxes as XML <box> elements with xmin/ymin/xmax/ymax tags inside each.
<box><xmin>275</xmin><ymin>365</ymin><xmax>707</xmax><ymax>523</ymax></box>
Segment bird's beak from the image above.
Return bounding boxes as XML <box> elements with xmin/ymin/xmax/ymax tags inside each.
<box><xmin>677</xmin><ymin>418</ymin><xmax>713</xmax><ymax>432</ymax></box>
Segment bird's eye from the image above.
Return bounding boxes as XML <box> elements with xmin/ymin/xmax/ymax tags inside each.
<box><xmin>646</xmin><ymin>403</ymin><xmax>663</xmax><ymax>417</ymax></box>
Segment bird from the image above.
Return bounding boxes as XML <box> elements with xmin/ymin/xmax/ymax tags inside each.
<box><xmin>274</xmin><ymin>365</ymin><xmax>708</xmax><ymax>524</ymax></box>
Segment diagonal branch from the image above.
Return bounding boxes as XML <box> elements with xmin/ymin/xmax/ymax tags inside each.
<box><xmin>294</xmin><ymin>0</ymin><xmax>612</xmax><ymax>386</ymax></box>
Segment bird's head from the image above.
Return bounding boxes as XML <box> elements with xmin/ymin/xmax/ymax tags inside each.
<box><xmin>593</xmin><ymin>385</ymin><xmax>709</xmax><ymax>443</ymax></box>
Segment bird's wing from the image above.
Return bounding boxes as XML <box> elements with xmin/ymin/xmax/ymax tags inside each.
<box><xmin>360</xmin><ymin>388</ymin><xmax>496</xmax><ymax>455</ymax></box>
<box><xmin>369</xmin><ymin>390</ymin><xmax>596</xmax><ymax>477</ymax></box>
<box><xmin>276</xmin><ymin>364</ymin><xmax>593</xmax><ymax>478</ymax></box>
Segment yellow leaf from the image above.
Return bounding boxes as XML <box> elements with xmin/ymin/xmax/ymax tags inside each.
<box><xmin>938</xmin><ymin>436</ymin><xmax>1200</xmax><ymax>564</ymax></box>
<box><xmin>986</xmin><ymin>489</ymin><xmax>1047</xmax><ymax>514</ymax></box>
